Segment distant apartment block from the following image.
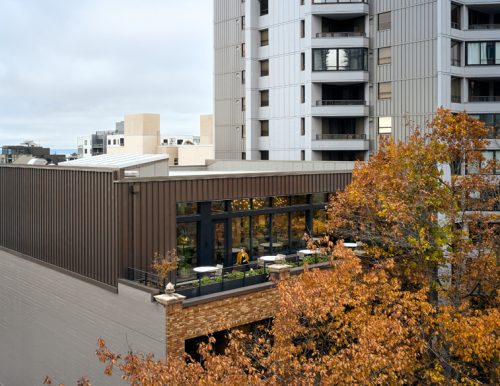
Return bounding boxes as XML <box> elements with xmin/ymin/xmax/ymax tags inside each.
<box><xmin>214</xmin><ymin>0</ymin><xmax>500</xmax><ymax>167</ymax></box>
<box><xmin>0</xmin><ymin>141</ymin><xmax>67</xmax><ymax>165</ymax></box>
<box><xmin>78</xmin><ymin>114</ymin><xmax>215</xmax><ymax>166</ymax></box>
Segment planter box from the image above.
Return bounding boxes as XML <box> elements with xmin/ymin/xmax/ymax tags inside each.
<box><xmin>244</xmin><ymin>274</ymin><xmax>268</xmax><ymax>286</ymax></box>
<box><xmin>222</xmin><ymin>278</ymin><xmax>244</xmax><ymax>291</ymax></box>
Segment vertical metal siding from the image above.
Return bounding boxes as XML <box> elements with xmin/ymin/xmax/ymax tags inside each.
<box><xmin>0</xmin><ymin>166</ymin><xmax>119</xmax><ymax>287</ymax></box>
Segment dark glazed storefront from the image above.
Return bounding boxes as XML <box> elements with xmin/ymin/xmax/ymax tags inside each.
<box><xmin>176</xmin><ymin>194</ymin><xmax>330</xmax><ymax>268</ymax></box>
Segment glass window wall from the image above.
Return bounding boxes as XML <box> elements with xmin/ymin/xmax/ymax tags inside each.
<box><xmin>177</xmin><ymin>222</ymin><xmax>198</xmax><ymax>268</ymax></box>
<box><xmin>313</xmin><ymin>209</ymin><xmax>328</xmax><ymax>238</ymax></box>
<box><xmin>272</xmin><ymin>213</ymin><xmax>289</xmax><ymax>253</ymax></box>
<box><xmin>252</xmin><ymin>215</ymin><xmax>270</xmax><ymax>258</ymax></box>
<box><xmin>313</xmin><ymin>48</ymin><xmax>368</xmax><ymax>71</ymax></box>
<box><xmin>177</xmin><ymin>202</ymin><xmax>198</xmax><ymax>216</ymax></box>
<box><xmin>291</xmin><ymin>211</ymin><xmax>306</xmax><ymax>250</ymax></box>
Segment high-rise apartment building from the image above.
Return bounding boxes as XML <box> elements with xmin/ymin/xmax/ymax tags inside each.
<box><xmin>214</xmin><ymin>0</ymin><xmax>500</xmax><ymax>164</ymax></box>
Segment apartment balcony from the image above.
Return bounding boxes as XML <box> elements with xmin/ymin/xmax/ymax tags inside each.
<box><xmin>311</xmin><ymin>100</ymin><xmax>368</xmax><ymax>117</ymax></box>
<box><xmin>311</xmin><ymin>0</ymin><xmax>369</xmax><ymax>17</ymax></box>
<box><xmin>312</xmin><ymin>133</ymin><xmax>369</xmax><ymax>151</ymax></box>
<box><xmin>311</xmin><ymin>71</ymin><xmax>368</xmax><ymax>83</ymax></box>
<box><xmin>312</xmin><ymin>32</ymin><xmax>368</xmax><ymax>48</ymax></box>
<box><xmin>469</xmin><ymin>23</ymin><xmax>500</xmax><ymax>30</ymax></box>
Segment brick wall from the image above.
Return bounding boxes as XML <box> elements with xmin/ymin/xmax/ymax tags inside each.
<box><xmin>156</xmin><ymin>264</ymin><xmax>291</xmax><ymax>357</ymax></box>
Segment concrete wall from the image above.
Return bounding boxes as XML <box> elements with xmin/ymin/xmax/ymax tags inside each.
<box><xmin>200</xmin><ymin>114</ymin><xmax>214</xmax><ymax>145</ymax></box>
<box><xmin>214</xmin><ymin>0</ymin><xmax>246</xmax><ymax>160</ymax></box>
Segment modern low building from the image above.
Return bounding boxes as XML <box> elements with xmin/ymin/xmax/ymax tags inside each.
<box><xmin>0</xmin><ymin>160</ymin><xmax>352</xmax><ymax>290</ymax></box>
<box><xmin>214</xmin><ymin>0</ymin><xmax>500</xmax><ymax>166</ymax></box>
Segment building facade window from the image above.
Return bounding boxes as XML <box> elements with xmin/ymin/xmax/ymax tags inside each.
<box><xmin>241</xmin><ymin>16</ymin><xmax>245</xmax><ymax>29</ymax></box>
<box><xmin>260</xmin><ymin>150</ymin><xmax>269</xmax><ymax>160</ymax></box>
<box><xmin>451</xmin><ymin>77</ymin><xmax>462</xmax><ymax>103</ymax></box>
<box><xmin>300</xmin><ymin>20</ymin><xmax>305</xmax><ymax>38</ymax></box>
<box><xmin>301</xmin><ymin>52</ymin><xmax>305</xmax><ymax>71</ymax></box>
<box><xmin>312</xmin><ymin>48</ymin><xmax>368</xmax><ymax>71</ymax></box>
<box><xmin>378</xmin><ymin>117</ymin><xmax>392</xmax><ymax>134</ymax></box>
<box><xmin>301</xmin><ymin>85</ymin><xmax>305</xmax><ymax>103</ymax></box>
<box><xmin>242</xmin><ymin>152</ymin><xmax>246</xmax><ymax>160</ymax></box>
<box><xmin>259</xmin><ymin>0</ymin><xmax>268</xmax><ymax>16</ymax></box>
<box><xmin>301</xmin><ymin>118</ymin><xmax>305</xmax><ymax>136</ymax></box>
<box><xmin>451</xmin><ymin>40</ymin><xmax>461</xmax><ymax>66</ymax></box>
<box><xmin>451</xmin><ymin>3</ymin><xmax>461</xmax><ymax>29</ymax></box>
<box><xmin>242</xmin><ymin>70</ymin><xmax>246</xmax><ymax>84</ymax></box>
<box><xmin>241</xmin><ymin>124</ymin><xmax>246</xmax><ymax>138</ymax></box>
<box><xmin>260</xmin><ymin>29</ymin><xmax>269</xmax><ymax>46</ymax></box>
<box><xmin>378</xmin><ymin>47</ymin><xmax>391</xmax><ymax>65</ymax></box>
<box><xmin>378</xmin><ymin>82</ymin><xmax>392</xmax><ymax>99</ymax></box>
<box><xmin>241</xmin><ymin>97</ymin><xmax>246</xmax><ymax>111</ymax></box>
<box><xmin>260</xmin><ymin>120</ymin><xmax>269</xmax><ymax>136</ymax></box>
<box><xmin>466</xmin><ymin>42</ymin><xmax>500</xmax><ymax>65</ymax></box>
<box><xmin>241</xmin><ymin>43</ymin><xmax>245</xmax><ymax>57</ymax></box>
<box><xmin>260</xmin><ymin>59</ymin><xmax>269</xmax><ymax>76</ymax></box>
<box><xmin>378</xmin><ymin>12</ymin><xmax>391</xmax><ymax>31</ymax></box>
<box><xmin>260</xmin><ymin>90</ymin><xmax>269</xmax><ymax>106</ymax></box>
<box><xmin>301</xmin><ymin>150</ymin><xmax>305</xmax><ymax>160</ymax></box>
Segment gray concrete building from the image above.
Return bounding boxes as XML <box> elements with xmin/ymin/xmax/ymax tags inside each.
<box><xmin>214</xmin><ymin>0</ymin><xmax>500</xmax><ymax>165</ymax></box>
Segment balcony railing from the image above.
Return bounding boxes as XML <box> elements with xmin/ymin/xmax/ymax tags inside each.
<box><xmin>469</xmin><ymin>24</ymin><xmax>500</xmax><ymax>30</ymax></box>
<box><xmin>313</xmin><ymin>0</ymin><xmax>367</xmax><ymax>3</ymax></box>
<box><xmin>469</xmin><ymin>96</ymin><xmax>500</xmax><ymax>102</ymax></box>
<box><xmin>316</xmin><ymin>99</ymin><xmax>365</xmax><ymax>106</ymax></box>
<box><xmin>315</xmin><ymin>133</ymin><xmax>367</xmax><ymax>140</ymax></box>
<box><xmin>451</xmin><ymin>58</ymin><xmax>461</xmax><ymax>66</ymax></box>
<box><xmin>451</xmin><ymin>21</ymin><xmax>460</xmax><ymax>29</ymax></box>
<box><xmin>315</xmin><ymin>31</ymin><xmax>366</xmax><ymax>38</ymax></box>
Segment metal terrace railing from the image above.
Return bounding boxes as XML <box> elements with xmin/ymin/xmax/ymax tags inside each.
<box><xmin>127</xmin><ymin>254</ymin><xmax>331</xmax><ymax>299</ymax></box>
<box><xmin>315</xmin><ymin>32</ymin><xmax>366</xmax><ymax>38</ymax></box>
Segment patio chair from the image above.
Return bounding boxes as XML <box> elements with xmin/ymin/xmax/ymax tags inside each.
<box><xmin>214</xmin><ymin>264</ymin><xmax>223</xmax><ymax>277</ymax></box>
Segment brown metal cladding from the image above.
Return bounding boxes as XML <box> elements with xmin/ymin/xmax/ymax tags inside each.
<box><xmin>116</xmin><ymin>172</ymin><xmax>352</xmax><ymax>274</ymax></box>
<box><xmin>0</xmin><ymin>165</ymin><xmax>119</xmax><ymax>287</ymax></box>
<box><xmin>0</xmin><ymin>165</ymin><xmax>351</xmax><ymax>287</ymax></box>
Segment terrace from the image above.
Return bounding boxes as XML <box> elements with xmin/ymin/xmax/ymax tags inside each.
<box><xmin>127</xmin><ymin>250</ymin><xmax>334</xmax><ymax>299</ymax></box>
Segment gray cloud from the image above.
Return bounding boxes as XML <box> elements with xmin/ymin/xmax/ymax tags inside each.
<box><xmin>0</xmin><ymin>0</ymin><xmax>213</xmax><ymax>148</ymax></box>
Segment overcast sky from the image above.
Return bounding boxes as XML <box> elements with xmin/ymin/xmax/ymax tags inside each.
<box><xmin>0</xmin><ymin>0</ymin><xmax>213</xmax><ymax>149</ymax></box>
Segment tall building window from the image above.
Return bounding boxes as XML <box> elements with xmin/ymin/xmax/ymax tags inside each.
<box><xmin>301</xmin><ymin>150</ymin><xmax>305</xmax><ymax>161</ymax></box>
<box><xmin>242</xmin><ymin>152</ymin><xmax>246</xmax><ymax>160</ymax></box>
<box><xmin>378</xmin><ymin>47</ymin><xmax>391</xmax><ymax>65</ymax></box>
<box><xmin>378</xmin><ymin>82</ymin><xmax>392</xmax><ymax>99</ymax></box>
<box><xmin>301</xmin><ymin>118</ymin><xmax>305</xmax><ymax>136</ymax></box>
<box><xmin>301</xmin><ymin>85</ymin><xmax>305</xmax><ymax>103</ymax></box>
<box><xmin>260</xmin><ymin>90</ymin><xmax>269</xmax><ymax>106</ymax></box>
<box><xmin>241</xmin><ymin>70</ymin><xmax>246</xmax><ymax>84</ymax></box>
<box><xmin>378</xmin><ymin>12</ymin><xmax>391</xmax><ymax>30</ymax></box>
<box><xmin>260</xmin><ymin>120</ymin><xmax>269</xmax><ymax>136</ymax></box>
<box><xmin>260</xmin><ymin>29</ymin><xmax>269</xmax><ymax>46</ymax></box>
<box><xmin>301</xmin><ymin>52</ymin><xmax>305</xmax><ymax>71</ymax></box>
<box><xmin>451</xmin><ymin>3</ymin><xmax>461</xmax><ymax>29</ymax></box>
<box><xmin>241</xmin><ymin>124</ymin><xmax>246</xmax><ymax>138</ymax></box>
<box><xmin>300</xmin><ymin>20</ymin><xmax>305</xmax><ymax>38</ymax></box>
<box><xmin>451</xmin><ymin>77</ymin><xmax>462</xmax><ymax>103</ymax></box>
<box><xmin>260</xmin><ymin>59</ymin><xmax>269</xmax><ymax>76</ymax></box>
<box><xmin>466</xmin><ymin>42</ymin><xmax>500</xmax><ymax>65</ymax></box>
<box><xmin>260</xmin><ymin>150</ymin><xmax>269</xmax><ymax>160</ymax></box>
<box><xmin>241</xmin><ymin>16</ymin><xmax>245</xmax><ymax>29</ymax></box>
<box><xmin>242</xmin><ymin>97</ymin><xmax>246</xmax><ymax>111</ymax></box>
<box><xmin>378</xmin><ymin>117</ymin><xmax>392</xmax><ymax>134</ymax></box>
<box><xmin>312</xmin><ymin>48</ymin><xmax>368</xmax><ymax>71</ymax></box>
<box><xmin>241</xmin><ymin>43</ymin><xmax>246</xmax><ymax>57</ymax></box>
<box><xmin>451</xmin><ymin>40</ymin><xmax>461</xmax><ymax>66</ymax></box>
<box><xmin>259</xmin><ymin>0</ymin><xmax>268</xmax><ymax>16</ymax></box>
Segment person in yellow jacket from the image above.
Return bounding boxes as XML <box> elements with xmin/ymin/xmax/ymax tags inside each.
<box><xmin>236</xmin><ymin>248</ymin><xmax>249</xmax><ymax>265</ymax></box>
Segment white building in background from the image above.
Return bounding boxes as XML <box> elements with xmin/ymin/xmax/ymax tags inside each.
<box><xmin>79</xmin><ymin>114</ymin><xmax>214</xmax><ymax>166</ymax></box>
<box><xmin>214</xmin><ymin>0</ymin><xmax>500</xmax><ymax>166</ymax></box>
